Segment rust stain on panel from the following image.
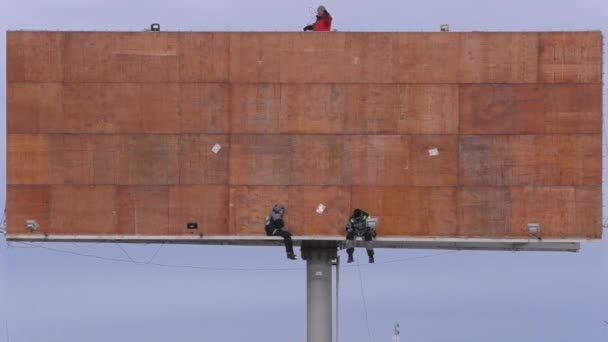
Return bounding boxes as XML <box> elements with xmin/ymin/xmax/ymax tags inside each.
<box><xmin>129</xmin><ymin>83</ymin><xmax>180</xmax><ymax>133</ymax></box>
<box><xmin>460</xmin><ymin>135</ymin><xmax>601</xmax><ymax>186</ymax></box>
<box><xmin>539</xmin><ymin>32</ymin><xmax>602</xmax><ymax>83</ymax></box>
<box><xmin>398</xmin><ymin>84</ymin><xmax>459</xmax><ymax>134</ymax></box>
<box><xmin>352</xmin><ymin>186</ymin><xmax>457</xmax><ymax>236</ymax></box>
<box><xmin>286</xmin><ymin>186</ymin><xmax>351</xmax><ymax>235</ymax></box>
<box><xmin>409</xmin><ymin>135</ymin><xmax>458</xmax><ymax>186</ymax></box>
<box><xmin>117</xmin><ymin>135</ymin><xmax>180</xmax><ymax>185</ymax></box>
<box><xmin>291</xmin><ymin>135</ymin><xmax>344</xmax><ymax>185</ymax></box>
<box><xmin>280</xmin><ymin>33</ymin><xmax>348</xmax><ymax>83</ymax></box>
<box><xmin>178</xmin><ymin>134</ymin><xmax>229</xmax><ymax>185</ymax></box>
<box><xmin>230</xmin><ymin>33</ymin><xmax>281</xmax><ymax>83</ymax></box>
<box><xmin>64</xmin><ymin>32</ymin><xmax>179</xmax><ymax>82</ymax></box>
<box><xmin>458</xmin><ymin>187</ymin><xmax>512</xmax><ymax>237</ymax></box>
<box><xmin>344</xmin><ymin>135</ymin><xmax>411</xmax><ymax>186</ymax></box>
<box><xmin>117</xmin><ymin>186</ymin><xmax>170</xmax><ymax>235</ymax></box>
<box><xmin>229</xmin><ymin>135</ymin><xmax>292</xmax><ymax>185</ymax></box>
<box><xmin>460</xmin><ymin>84</ymin><xmax>602</xmax><ymax>134</ymax></box>
<box><xmin>343</xmin><ymin>84</ymin><xmax>399</xmax><ymax>134</ymax></box>
<box><xmin>62</xmin><ymin>83</ymin><xmax>179</xmax><ymax>133</ymax></box>
<box><xmin>63</xmin><ymin>32</ymin><xmax>109</xmax><ymax>82</ymax></box>
<box><xmin>394</xmin><ymin>33</ymin><xmax>460</xmax><ymax>83</ymax></box>
<box><xmin>7</xmin><ymin>32</ymin><xmax>64</xmax><ymax>82</ymax></box>
<box><xmin>48</xmin><ymin>134</ymin><xmax>118</xmax><ymax>184</ymax></box>
<box><xmin>230</xmin><ymin>84</ymin><xmax>282</xmax><ymax>133</ymax></box>
<box><xmin>7</xmin><ymin>83</ymin><xmax>62</xmax><ymax>134</ymax></box>
<box><xmin>179</xmin><ymin>32</ymin><xmax>230</xmax><ymax>82</ymax></box>
<box><xmin>8</xmin><ymin>134</ymin><xmax>49</xmax><ymax>185</ymax></box>
<box><xmin>510</xmin><ymin>187</ymin><xmax>576</xmax><ymax>237</ymax></box>
<box><xmin>344</xmin><ymin>33</ymin><xmax>396</xmax><ymax>83</ymax></box>
<box><xmin>459</xmin><ymin>186</ymin><xmax>600</xmax><ymax>238</ymax></box>
<box><xmin>61</xmin><ymin>83</ymin><xmax>124</xmax><ymax>133</ymax></box>
<box><xmin>179</xmin><ymin>83</ymin><xmax>229</xmax><ymax>133</ymax></box>
<box><xmin>49</xmin><ymin>185</ymin><xmax>117</xmax><ymax>234</ymax></box>
<box><xmin>574</xmin><ymin>186</ymin><xmax>602</xmax><ymax>238</ymax></box>
<box><xmin>459</xmin><ymin>32</ymin><xmax>538</xmax><ymax>83</ymax></box>
<box><xmin>168</xmin><ymin>185</ymin><xmax>229</xmax><ymax>235</ymax></box>
<box><xmin>344</xmin><ymin>135</ymin><xmax>458</xmax><ymax>186</ymax></box>
<box><xmin>279</xmin><ymin>84</ymin><xmax>346</xmax><ymax>134</ymax></box>
<box><xmin>7</xmin><ymin>185</ymin><xmax>50</xmax><ymax>234</ymax></box>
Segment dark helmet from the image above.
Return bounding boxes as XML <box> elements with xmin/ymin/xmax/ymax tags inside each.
<box><xmin>273</xmin><ymin>204</ymin><xmax>285</xmax><ymax>213</ymax></box>
<box><xmin>353</xmin><ymin>208</ymin><xmax>363</xmax><ymax>219</ymax></box>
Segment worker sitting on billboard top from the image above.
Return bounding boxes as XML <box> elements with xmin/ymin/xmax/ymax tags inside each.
<box><xmin>265</xmin><ymin>204</ymin><xmax>297</xmax><ymax>260</ymax></box>
<box><xmin>345</xmin><ymin>209</ymin><xmax>377</xmax><ymax>263</ymax></box>
<box><xmin>303</xmin><ymin>5</ymin><xmax>332</xmax><ymax>32</ymax></box>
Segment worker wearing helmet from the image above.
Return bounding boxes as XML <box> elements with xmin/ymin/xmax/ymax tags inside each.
<box><xmin>265</xmin><ymin>204</ymin><xmax>297</xmax><ymax>260</ymax></box>
<box><xmin>345</xmin><ymin>208</ymin><xmax>376</xmax><ymax>263</ymax></box>
<box><xmin>303</xmin><ymin>5</ymin><xmax>333</xmax><ymax>32</ymax></box>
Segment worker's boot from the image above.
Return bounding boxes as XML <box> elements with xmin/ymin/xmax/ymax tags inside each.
<box><xmin>347</xmin><ymin>248</ymin><xmax>354</xmax><ymax>263</ymax></box>
<box><xmin>287</xmin><ymin>252</ymin><xmax>297</xmax><ymax>260</ymax></box>
<box><xmin>367</xmin><ymin>250</ymin><xmax>375</xmax><ymax>264</ymax></box>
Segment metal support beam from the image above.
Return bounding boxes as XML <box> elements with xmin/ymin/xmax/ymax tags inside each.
<box><xmin>301</xmin><ymin>241</ymin><xmax>338</xmax><ymax>342</ymax></box>
<box><xmin>7</xmin><ymin>234</ymin><xmax>584</xmax><ymax>252</ymax></box>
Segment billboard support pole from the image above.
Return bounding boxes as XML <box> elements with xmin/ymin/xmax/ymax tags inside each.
<box><xmin>302</xmin><ymin>241</ymin><xmax>338</xmax><ymax>342</ymax></box>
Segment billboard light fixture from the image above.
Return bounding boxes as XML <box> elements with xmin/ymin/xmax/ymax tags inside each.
<box><xmin>527</xmin><ymin>223</ymin><xmax>541</xmax><ymax>240</ymax></box>
<box><xmin>26</xmin><ymin>219</ymin><xmax>39</xmax><ymax>232</ymax></box>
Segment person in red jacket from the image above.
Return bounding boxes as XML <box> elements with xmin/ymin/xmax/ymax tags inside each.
<box><xmin>303</xmin><ymin>5</ymin><xmax>332</xmax><ymax>31</ymax></box>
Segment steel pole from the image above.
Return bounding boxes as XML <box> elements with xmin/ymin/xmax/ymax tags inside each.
<box><xmin>302</xmin><ymin>242</ymin><xmax>337</xmax><ymax>342</ymax></box>
<box><xmin>335</xmin><ymin>255</ymin><xmax>340</xmax><ymax>342</ymax></box>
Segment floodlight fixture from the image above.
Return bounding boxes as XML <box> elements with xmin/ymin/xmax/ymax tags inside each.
<box><xmin>26</xmin><ymin>219</ymin><xmax>39</xmax><ymax>232</ymax></box>
<box><xmin>527</xmin><ymin>223</ymin><xmax>541</xmax><ymax>240</ymax></box>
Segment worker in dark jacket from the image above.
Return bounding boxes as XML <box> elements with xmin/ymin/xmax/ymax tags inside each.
<box><xmin>345</xmin><ymin>209</ymin><xmax>376</xmax><ymax>263</ymax></box>
<box><xmin>303</xmin><ymin>5</ymin><xmax>332</xmax><ymax>31</ymax></box>
<box><xmin>265</xmin><ymin>204</ymin><xmax>297</xmax><ymax>260</ymax></box>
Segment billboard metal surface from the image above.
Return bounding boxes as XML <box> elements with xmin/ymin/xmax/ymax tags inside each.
<box><xmin>6</xmin><ymin>31</ymin><xmax>603</xmax><ymax>251</ymax></box>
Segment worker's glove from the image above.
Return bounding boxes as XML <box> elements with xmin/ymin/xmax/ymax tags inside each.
<box><xmin>370</xmin><ymin>229</ymin><xmax>377</xmax><ymax>238</ymax></box>
<box><xmin>346</xmin><ymin>227</ymin><xmax>353</xmax><ymax>233</ymax></box>
<box><xmin>303</xmin><ymin>25</ymin><xmax>313</xmax><ymax>31</ymax></box>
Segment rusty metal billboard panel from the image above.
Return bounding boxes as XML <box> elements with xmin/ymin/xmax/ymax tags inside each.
<box><xmin>8</xmin><ymin>134</ymin><xmax>49</xmax><ymax>184</ymax></box>
<box><xmin>7</xmin><ymin>83</ymin><xmax>62</xmax><ymax>133</ymax></box>
<box><xmin>116</xmin><ymin>186</ymin><xmax>170</xmax><ymax>235</ymax></box>
<box><xmin>458</xmin><ymin>32</ymin><xmax>539</xmax><ymax>83</ymax></box>
<box><xmin>7</xmin><ymin>31</ymin><xmax>64</xmax><ymax>82</ymax></box>
<box><xmin>459</xmin><ymin>134</ymin><xmax>601</xmax><ymax>186</ymax></box>
<box><xmin>459</xmin><ymin>84</ymin><xmax>602</xmax><ymax>134</ymax></box>
<box><xmin>48</xmin><ymin>134</ymin><xmax>119</xmax><ymax>185</ymax></box>
<box><xmin>458</xmin><ymin>186</ymin><xmax>601</xmax><ymax>238</ymax></box>
<box><xmin>63</xmin><ymin>32</ymin><xmax>180</xmax><ymax>82</ymax></box>
<box><xmin>538</xmin><ymin>32</ymin><xmax>603</xmax><ymax>83</ymax></box>
<box><xmin>179</xmin><ymin>33</ymin><xmax>230</xmax><ymax>82</ymax></box>
<box><xmin>6</xmin><ymin>31</ymin><xmax>603</xmax><ymax>251</ymax></box>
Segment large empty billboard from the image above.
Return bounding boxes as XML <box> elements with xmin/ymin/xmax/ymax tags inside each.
<box><xmin>6</xmin><ymin>31</ymin><xmax>603</xmax><ymax>249</ymax></box>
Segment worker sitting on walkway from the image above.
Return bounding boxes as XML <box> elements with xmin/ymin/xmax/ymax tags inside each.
<box><xmin>265</xmin><ymin>204</ymin><xmax>297</xmax><ymax>260</ymax></box>
<box><xmin>345</xmin><ymin>209</ymin><xmax>376</xmax><ymax>263</ymax></box>
<box><xmin>303</xmin><ymin>5</ymin><xmax>332</xmax><ymax>31</ymax></box>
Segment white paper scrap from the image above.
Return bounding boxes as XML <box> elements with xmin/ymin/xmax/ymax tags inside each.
<box><xmin>316</xmin><ymin>203</ymin><xmax>326</xmax><ymax>214</ymax></box>
<box><xmin>211</xmin><ymin>143</ymin><xmax>222</xmax><ymax>154</ymax></box>
<box><xmin>428</xmin><ymin>148</ymin><xmax>439</xmax><ymax>156</ymax></box>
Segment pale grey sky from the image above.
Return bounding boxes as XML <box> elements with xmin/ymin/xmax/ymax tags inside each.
<box><xmin>1</xmin><ymin>1</ymin><xmax>607</xmax><ymax>341</ymax></box>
